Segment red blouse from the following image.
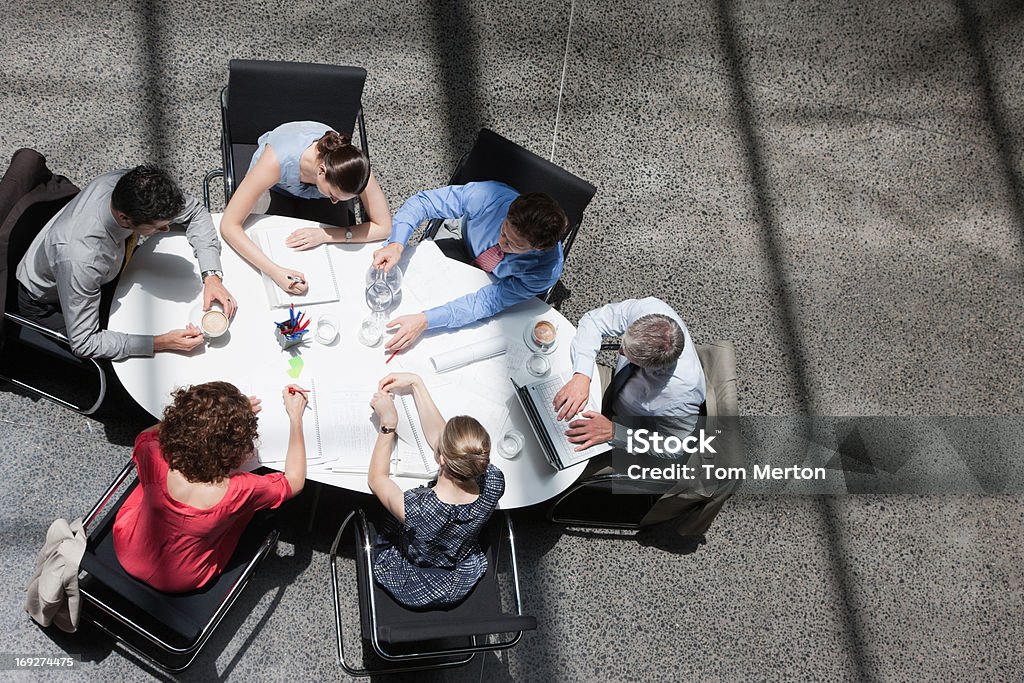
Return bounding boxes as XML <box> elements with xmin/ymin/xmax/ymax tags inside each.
<box><xmin>113</xmin><ymin>430</ymin><xmax>291</xmax><ymax>593</ymax></box>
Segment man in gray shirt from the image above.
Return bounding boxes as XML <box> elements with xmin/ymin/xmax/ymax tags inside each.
<box><xmin>16</xmin><ymin>166</ymin><xmax>236</xmax><ymax>360</ymax></box>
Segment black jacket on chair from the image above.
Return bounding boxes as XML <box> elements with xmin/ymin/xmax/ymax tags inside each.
<box><xmin>0</xmin><ymin>148</ymin><xmax>79</xmax><ymax>350</ymax></box>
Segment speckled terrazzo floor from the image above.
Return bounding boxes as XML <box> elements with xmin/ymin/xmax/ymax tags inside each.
<box><xmin>2</xmin><ymin>0</ymin><xmax>1023</xmax><ymax>681</ymax></box>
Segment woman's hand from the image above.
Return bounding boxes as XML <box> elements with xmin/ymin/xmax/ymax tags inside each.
<box><xmin>247</xmin><ymin>395</ymin><xmax>263</xmax><ymax>415</ymax></box>
<box><xmin>370</xmin><ymin>390</ymin><xmax>399</xmax><ymax>428</ymax></box>
<box><xmin>270</xmin><ymin>266</ymin><xmax>309</xmax><ymax>295</ymax></box>
<box><xmin>283</xmin><ymin>385</ymin><xmax>308</xmax><ymax>420</ymax></box>
<box><xmin>285</xmin><ymin>227</ymin><xmax>328</xmax><ymax>251</ymax></box>
<box><xmin>378</xmin><ymin>372</ymin><xmax>421</xmax><ymax>393</ymax></box>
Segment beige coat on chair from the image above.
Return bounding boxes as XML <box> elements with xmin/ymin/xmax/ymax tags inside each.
<box><xmin>24</xmin><ymin>517</ymin><xmax>87</xmax><ymax>633</ymax></box>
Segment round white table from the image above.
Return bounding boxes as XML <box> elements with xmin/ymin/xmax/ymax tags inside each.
<box><xmin>109</xmin><ymin>213</ymin><xmax>599</xmax><ymax>508</ymax></box>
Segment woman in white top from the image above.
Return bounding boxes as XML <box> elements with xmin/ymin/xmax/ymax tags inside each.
<box><xmin>219</xmin><ymin>121</ymin><xmax>392</xmax><ymax>294</ymax></box>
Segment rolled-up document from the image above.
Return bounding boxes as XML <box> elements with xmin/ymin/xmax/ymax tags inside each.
<box><xmin>430</xmin><ymin>336</ymin><xmax>508</xmax><ymax>373</ymax></box>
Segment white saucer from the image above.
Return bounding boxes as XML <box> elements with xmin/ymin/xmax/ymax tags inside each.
<box><xmin>523</xmin><ymin>323</ymin><xmax>558</xmax><ymax>354</ymax></box>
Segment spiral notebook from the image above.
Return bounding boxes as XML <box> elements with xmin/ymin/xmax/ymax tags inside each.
<box><xmin>394</xmin><ymin>394</ymin><xmax>440</xmax><ymax>479</ymax></box>
<box><xmin>254</xmin><ymin>225</ymin><xmax>340</xmax><ymax>307</ymax></box>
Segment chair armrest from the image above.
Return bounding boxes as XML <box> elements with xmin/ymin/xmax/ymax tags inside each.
<box><xmin>4</xmin><ymin>311</ymin><xmax>72</xmax><ymax>345</ymax></box>
<box><xmin>203</xmin><ymin>169</ymin><xmax>224</xmax><ymax>210</ymax></box>
<box><xmin>83</xmin><ymin>459</ymin><xmax>137</xmax><ymax>532</ymax></box>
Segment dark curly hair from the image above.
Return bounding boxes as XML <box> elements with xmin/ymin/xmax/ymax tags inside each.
<box><xmin>159</xmin><ymin>382</ymin><xmax>258</xmax><ymax>483</ymax></box>
<box><xmin>111</xmin><ymin>165</ymin><xmax>186</xmax><ymax>225</ymax></box>
<box><xmin>506</xmin><ymin>192</ymin><xmax>568</xmax><ymax>251</ymax></box>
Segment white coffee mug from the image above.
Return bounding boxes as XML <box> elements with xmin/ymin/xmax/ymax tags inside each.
<box><xmin>199</xmin><ymin>304</ymin><xmax>229</xmax><ymax>338</ymax></box>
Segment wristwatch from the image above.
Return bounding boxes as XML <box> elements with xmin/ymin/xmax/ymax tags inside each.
<box><xmin>201</xmin><ymin>269</ymin><xmax>224</xmax><ymax>281</ymax></box>
<box><xmin>380</xmin><ymin>424</ymin><xmax>396</xmax><ymax>434</ymax></box>
<box><xmin>345</xmin><ymin>229</ymin><xmax>353</xmax><ymax>242</ymax></box>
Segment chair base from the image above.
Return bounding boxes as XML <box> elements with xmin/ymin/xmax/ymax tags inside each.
<box><xmin>0</xmin><ymin>320</ymin><xmax>106</xmax><ymax>414</ymax></box>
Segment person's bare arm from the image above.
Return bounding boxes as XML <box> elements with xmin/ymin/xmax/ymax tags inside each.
<box><xmin>285</xmin><ymin>171</ymin><xmax>392</xmax><ymax>249</ymax></box>
<box><xmin>282</xmin><ymin>385</ymin><xmax>308</xmax><ymax>497</ymax></box>
<box><xmin>378</xmin><ymin>373</ymin><xmax>446</xmax><ymax>450</ymax></box>
<box><xmin>368</xmin><ymin>391</ymin><xmax>405</xmax><ymax>522</ymax></box>
<box><xmin>219</xmin><ymin>147</ymin><xmax>308</xmax><ymax>294</ymax></box>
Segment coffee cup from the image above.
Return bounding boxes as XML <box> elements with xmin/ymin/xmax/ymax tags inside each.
<box><xmin>200</xmin><ymin>305</ymin><xmax>229</xmax><ymax>337</ymax></box>
<box><xmin>531</xmin><ymin>320</ymin><xmax>557</xmax><ymax>350</ymax></box>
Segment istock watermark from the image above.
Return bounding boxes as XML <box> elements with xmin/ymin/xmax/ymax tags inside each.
<box><xmin>626</xmin><ymin>428</ymin><xmax>718</xmax><ymax>455</ymax></box>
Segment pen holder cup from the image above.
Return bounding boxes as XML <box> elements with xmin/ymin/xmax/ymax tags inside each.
<box><xmin>274</xmin><ymin>328</ymin><xmax>304</xmax><ymax>350</ymax></box>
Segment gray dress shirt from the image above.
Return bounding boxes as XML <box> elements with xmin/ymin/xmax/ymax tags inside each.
<box><xmin>570</xmin><ymin>297</ymin><xmax>707</xmax><ymax>447</ymax></box>
<box><xmin>15</xmin><ymin>170</ymin><xmax>222</xmax><ymax>360</ymax></box>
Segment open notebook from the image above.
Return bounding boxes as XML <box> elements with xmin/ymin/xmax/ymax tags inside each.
<box><xmin>393</xmin><ymin>383</ymin><xmax>511</xmax><ymax>478</ymax></box>
<box><xmin>255</xmin><ymin>379</ymin><xmax>510</xmax><ymax>476</ymax></box>
<box><xmin>254</xmin><ymin>225</ymin><xmax>340</xmax><ymax>307</ymax></box>
<box><xmin>255</xmin><ymin>379</ymin><xmax>376</xmax><ymax>472</ymax></box>
<box><xmin>394</xmin><ymin>394</ymin><xmax>439</xmax><ymax>479</ymax></box>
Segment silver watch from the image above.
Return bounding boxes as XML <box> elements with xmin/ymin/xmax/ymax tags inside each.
<box><xmin>201</xmin><ymin>269</ymin><xmax>223</xmax><ymax>281</ymax></box>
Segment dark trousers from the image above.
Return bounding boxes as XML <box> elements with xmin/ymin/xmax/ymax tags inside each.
<box><xmin>16</xmin><ymin>283</ymin><xmax>66</xmax><ymax>334</ymax></box>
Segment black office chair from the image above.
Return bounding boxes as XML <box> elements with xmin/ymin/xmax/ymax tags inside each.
<box><xmin>78</xmin><ymin>460</ymin><xmax>280</xmax><ymax>673</ymax></box>
<box><xmin>329</xmin><ymin>509</ymin><xmax>536</xmax><ymax>676</ymax></box>
<box><xmin>203</xmin><ymin>59</ymin><xmax>370</xmax><ymax>226</ymax></box>
<box><xmin>423</xmin><ymin>128</ymin><xmax>597</xmax><ymax>301</ymax></box>
<box><xmin>0</xmin><ymin>148</ymin><xmax>106</xmax><ymax>414</ymax></box>
<box><xmin>548</xmin><ymin>342</ymin><xmax>742</xmax><ymax>535</ymax></box>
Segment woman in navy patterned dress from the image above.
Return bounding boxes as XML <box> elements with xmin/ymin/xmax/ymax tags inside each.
<box><xmin>368</xmin><ymin>372</ymin><xmax>505</xmax><ymax>609</ymax></box>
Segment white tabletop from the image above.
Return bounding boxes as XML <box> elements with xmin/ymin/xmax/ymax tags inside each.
<box><xmin>109</xmin><ymin>214</ymin><xmax>598</xmax><ymax>508</ymax></box>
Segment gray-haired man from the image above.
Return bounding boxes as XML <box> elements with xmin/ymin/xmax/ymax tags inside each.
<box><xmin>552</xmin><ymin>297</ymin><xmax>706</xmax><ymax>451</ymax></box>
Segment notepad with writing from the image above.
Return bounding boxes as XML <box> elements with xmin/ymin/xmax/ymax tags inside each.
<box><xmin>254</xmin><ymin>225</ymin><xmax>340</xmax><ymax>307</ymax></box>
<box><xmin>393</xmin><ymin>394</ymin><xmax>440</xmax><ymax>479</ymax></box>
<box><xmin>308</xmin><ymin>383</ymin><xmax>379</xmax><ymax>473</ymax></box>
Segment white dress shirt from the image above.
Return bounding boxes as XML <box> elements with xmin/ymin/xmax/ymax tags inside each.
<box><xmin>570</xmin><ymin>297</ymin><xmax>706</xmax><ymax>446</ymax></box>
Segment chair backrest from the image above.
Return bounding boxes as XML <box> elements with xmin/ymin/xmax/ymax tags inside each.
<box><xmin>220</xmin><ymin>60</ymin><xmax>367</xmax><ymax>225</ymax></box>
<box><xmin>448</xmin><ymin>129</ymin><xmax>597</xmax><ymax>258</ymax></box>
<box><xmin>222</xmin><ymin>60</ymin><xmax>367</xmax><ymax>190</ymax></box>
<box><xmin>356</xmin><ymin>510</ymin><xmax>533</xmax><ymax>643</ymax></box>
<box><xmin>225</xmin><ymin>59</ymin><xmax>366</xmax><ymax>144</ymax></box>
<box><xmin>0</xmin><ymin>149</ymin><xmax>78</xmax><ymax>319</ymax></box>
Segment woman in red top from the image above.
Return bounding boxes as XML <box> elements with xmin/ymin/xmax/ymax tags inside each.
<box><xmin>113</xmin><ymin>381</ymin><xmax>308</xmax><ymax>593</ymax></box>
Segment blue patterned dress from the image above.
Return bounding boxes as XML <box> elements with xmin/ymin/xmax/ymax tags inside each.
<box><xmin>373</xmin><ymin>464</ymin><xmax>505</xmax><ymax>609</ymax></box>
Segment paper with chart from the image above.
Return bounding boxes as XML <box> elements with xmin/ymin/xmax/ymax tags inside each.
<box><xmin>254</xmin><ymin>225</ymin><xmax>340</xmax><ymax>307</ymax></box>
<box><xmin>311</xmin><ymin>386</ymin><xmax>377</xmax><ymax>473</ymax></box>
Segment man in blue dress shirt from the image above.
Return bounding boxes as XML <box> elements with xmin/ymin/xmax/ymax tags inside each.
<box><xmin>372</xmin><ymin>181</ymin><xmax>568</xmax><ymax>351</ymax></box>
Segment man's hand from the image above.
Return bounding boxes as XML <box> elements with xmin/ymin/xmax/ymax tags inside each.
<box><xmin>372</xmin><ymin>243</ymin><xmax>403</xmax><ymax>271</ymax></box>
<box><xmin>566</xmin><ymin>411</ymin><xmax>614</xmax><ymax>451</ymax></box>
<box><xmin>270</xmin><ymin>267</ymin><xmax>309</xmax><ymax>295</ymax></box>
<box><xmin>154</xmin><ymin>324</ymin><xmax>205</xmax><ymax>353</ymax></box>
<box><xmin>285</xmin><ymin>227</ymin><xmax>328</xmax><ymax>251</ymax></box>
<box><xmin>247</xmin><ymin>395</ymin><xmax>263</xmax><ymax>414</ymax></box>
<box><xmin>553</xmin><ymin>372</ymin><xmax>592</xmax><ymax>421</ymax></box>
<box><xmin>384</xmin><ymin>313</ymin><xmax>427</xmax><ymax>351</ymax></box>
<box><xmin>202</xmin><ymin>275</ymin><xmax>236</xmax><ymax>318</ymax></box>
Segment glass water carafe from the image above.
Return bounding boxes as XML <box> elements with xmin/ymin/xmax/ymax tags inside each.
<box><xmin>358</xmin><ymin>266</ymin><xmax>403</xmax><ymax>346</ymax></box>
